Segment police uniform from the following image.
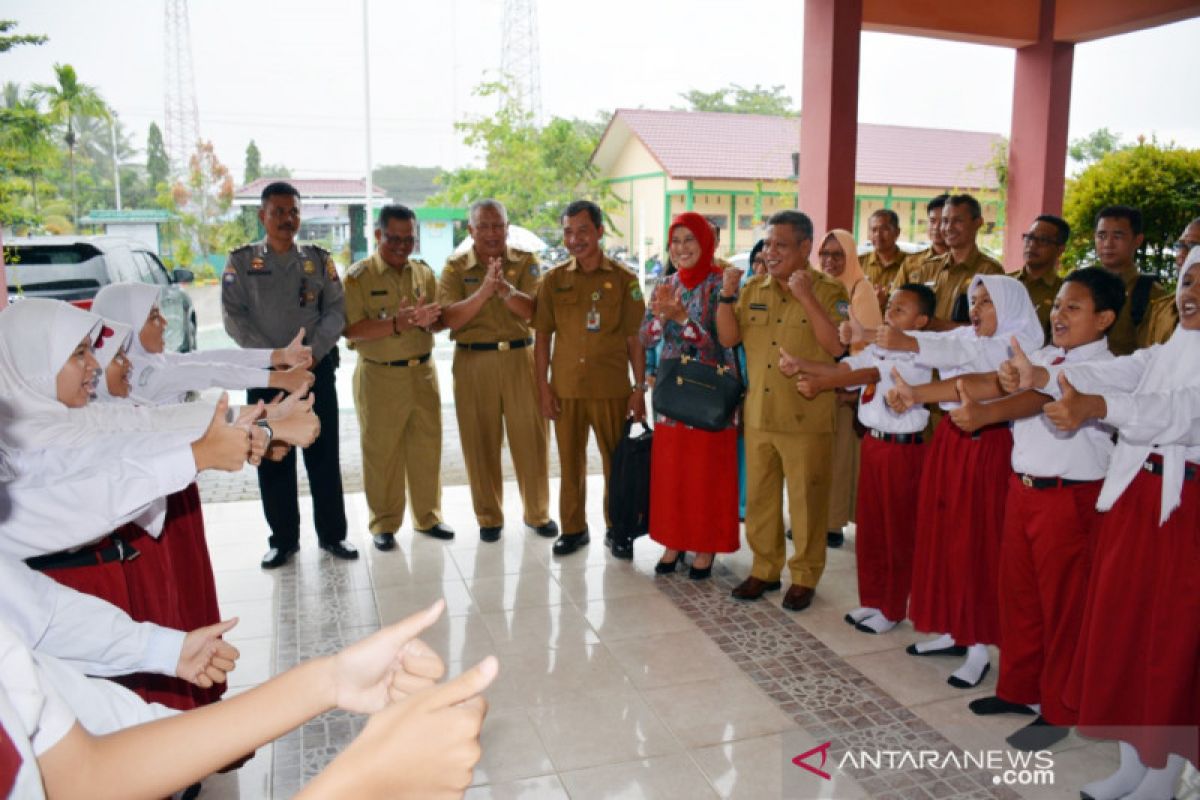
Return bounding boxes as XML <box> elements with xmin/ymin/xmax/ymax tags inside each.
<box><xmin>921</xmin><ymin>247</ymin><xmax>1005</xmax><ymax>322</ymax></box>
<box><xmin>861</xmin><ymin>249</ymin><xmax>912</xmax><ymax>290</ymax></box>
<box><xmin>1016</xmin><ymin>265</ymin><xmax>1063</xmax><ymax>342</ymax></box>
<box><xmin>437</xmin><ymin>247</ymin><xmax>550</xmax><ymax>529</ymax></box>
<box><xmin>1142</xmin><ymin>293</ymin><xmax>1179</xmax><ymax>346</ymax></box>
<box><xmin>735</xmin><ymin>269</ymin><xmax>848</xmax><ymax>589</ymax></box>
<box><xmin>344</xmin><ymin>251</ymin><xmax>444</xmax><ymax>536</ymax></box>
<box><xmin>1106</xmin><ymin>262</ymin><xmax>1168</xmax><ymax>356</ymax></box>
<box><xmin>221</xmin><ymin>240</ymin><xmax>349</xmax><ymax>552</ymax></box>
<box><xmin>532</xmin><ymin>256</ymin><xmax>645</xmax><ymax>536</ymax></box>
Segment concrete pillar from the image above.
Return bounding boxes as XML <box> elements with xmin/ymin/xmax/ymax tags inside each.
<box><xmin>1004</xmin><ymin>0</ymin><xmax>1074</xmax><ymax>268</ymax></box>
<box><xmin>798</xmin><ymin>0</ymin><xmax>862</xmax><ymax>238</ymax></box>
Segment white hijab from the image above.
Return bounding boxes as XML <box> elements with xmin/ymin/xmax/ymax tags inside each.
<box><xmin>1097</xmin><ymin>249</ymin><xmax>1200</xmax><ymax>524</ymax></box>
<box><xmin>90</xmin><ymin>283</ymin><xmax>164</xmax><ymax>384</ymax></box>
<box><xmin>968</xmin><ymin>274</ymin><xmax>1046</xmax><ymax>353</ymax></box>
<box><xmin>92</xmin><ymin>320</ymin><xmax>134</xmax><ymax>402</ymax></box>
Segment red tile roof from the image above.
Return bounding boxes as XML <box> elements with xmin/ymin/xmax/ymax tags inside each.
<box><xmin>595</xmin><ymin>109</ymin><xmax>1002</xmax><ymax>189</ymax></box>
<box><xmin>233</xmin><ymin>177</ymin><xmax>389</xmax><ymax>199</ymax></box>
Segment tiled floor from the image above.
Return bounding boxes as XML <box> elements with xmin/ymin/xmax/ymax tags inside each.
<box><xmin>196</xmin><ymin>476</ymin><xmax>1199</xmax><ymax>800</ymax></box>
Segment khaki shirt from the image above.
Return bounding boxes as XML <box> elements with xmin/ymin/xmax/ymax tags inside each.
<box><xmin>1142</xmin><ymin>294</ymin><xmax>1179</xmax><ymax>347</ymax></box>
<box><xmin>1017</xmin><ymin>266</ymin><xmax>1063</xmax><ymax>342</ymax></box>
<box><xmin>437</xmin><ymin>247</ymin><xmax>541</xmax><ymax>344</ymax></box>
<box><xmin>922</xmin><ymin>247</ymin><xmax>1005</xmax><ymax>322</ymax></box>
<box><xmin>861</xmin><ymin>249</ymin><xmax>911</xmax><ymax>290</ymax></box>
<box><xmin>532</xmin><ymin>256</ymin><xmax>645</xmax><ymax>399</ymax></box>
<box><xmin>903</xmin><ymin>247</ymin><xmax>943</xmax><ymax>284</ymax></box>
<box><xmin>343</xmin><ymin>251</ymin><xmax>437</xmax><ymax>362</ymax></box>
<box><xmin>735</xmin><ymin>268</ymin><xmax>849</xmax><ymax>434</ymax></box>
<box><xmin>1106</xmin><ymin>262</ymin><xmax>1168</xmax><ymax>356</ymax></box>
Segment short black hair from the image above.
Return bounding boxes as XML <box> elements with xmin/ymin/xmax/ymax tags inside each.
<box><xmin>1034</xmin><ymin>214</ymin><xmax>1070</xmax><ymax>245</ymax></box>
<box><xmin>1096</xmin><ymin>205</ymin><xmax>1144</xmax><ymax>236</ymax></box>
<box><xmin>927</xmin><ymin>193</ymin><xmax>950</xmax><ymax>213</ymax></box>
<box><xmin>376</xmin><ymin>204</ymin><xmax>416</xmax><ymax>229</ymax></box>
<box><xmin>1063</xmin><ymin>267</ymin><xmax>1125</xmax><ymax>331</ymax></box>
<box><xmin>562</xmin><ymin>200</ymin><xmax>603</xmax><ymax>228</ymax></box>
<box><xmin>946</xmin><ymin>193</ymin><xmax>982</xmax><ymax>220</ymax></box>
<box><xmin>767</xmin><ymin>210</ymin><xmax>814</xmax><ymax>243</ymax></box>
<box><xmin>870</xmin><ymin>208</ymin><xmax>900</xmax><ymax>228</ymax></box>
<box><xmin>261</xmin><ymin>181</ymin><xmax>300</xmax><ymax>204</ymax></box>
<box><xmin>896</xmin><ymin>282</ymin><xmax>936</xmax><ymax>319</ymax></box>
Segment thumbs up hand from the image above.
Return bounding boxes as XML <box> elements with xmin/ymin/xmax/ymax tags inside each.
<box><xmin>949</xmin><ymin>379</ymin><xmax>986</xmax><ymax>433</ymax></box>
<box><xmin>1043</xmin><ymin>372</ymin><xmax>1104</xmax><ymax>432</ymax></box>
<box><xmin>885</xmin><ymin>367</ymin><xmax>917</xmax><ymax>413</ymax></box>
<box><xmin>999</xmin><ymin>336</ymin><xmax>1034</xmax><ymax>394</ymax></box>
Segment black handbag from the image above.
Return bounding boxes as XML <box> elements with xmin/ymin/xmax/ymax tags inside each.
<box><xmin>652</xmin><ymin>353</ymin><xmax>743</xmax><ymax>431</ymax></box>
<box><xmin>607</xmin><ymin>419</ymin><xmax>653</xmax><ymax>542</ymax></box>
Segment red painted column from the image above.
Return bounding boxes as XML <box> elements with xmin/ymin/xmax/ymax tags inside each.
<box><xmin>799</xmin><ymin>0</ymin><xmax>862</xmax><ymax>238</ymax></box>
<box><xmin>1005</xmin><ymin>0</ymin><xmax>1074</xmax><ymax>269</ymax></box>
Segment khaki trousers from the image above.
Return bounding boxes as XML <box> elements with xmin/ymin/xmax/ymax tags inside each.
<box><xmin>744</xmin><ymin>426</ymin><xmax>833</xmax><ymax>588</ymax></box>
<box><xmin>452</xmin><ymin>346</ymin><xmax>550</xmax><ymax>528</ymax></box>
<box><xmin>827</xmin><ymin>402</ymin><xmax>861</xmax><ymax>530</ymax></box>
<box><xmin>554</xmin><ymin>396</ymin><xmax>628</xmax><ymax>534</ymax></box>
<box><xmin>353</xmin><ymin>359</ymin><xmax>444</xmax><ymax>533</ymax></box>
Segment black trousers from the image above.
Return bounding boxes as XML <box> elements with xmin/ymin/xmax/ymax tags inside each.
<box><xmin>248</xmin><ymin>351</ymin><xmax>347</xmax><ymax>550</ymax></box>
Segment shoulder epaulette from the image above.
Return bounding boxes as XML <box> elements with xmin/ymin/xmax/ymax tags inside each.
<box><xmin>230</xmin><ymin>243</ymin><xmax>253</xmax><ymax>255</ymax></box>
<box><xmin>346</xmin><ymin>261</ymin><xmax>370</xmax><ymax>280</ymax></box>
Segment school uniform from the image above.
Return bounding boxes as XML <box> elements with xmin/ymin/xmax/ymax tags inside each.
<box><xmin>840</xmin><ymin>346</ymin><xmax>932</xmax><ymax>621</ymax></box>
<box><xmin>995</xmin><ymin>339</ymin><xmax>1113</xmax><ymax>726</ymax></box>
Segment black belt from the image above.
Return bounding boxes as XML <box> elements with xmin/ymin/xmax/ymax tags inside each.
<box><xmin>1142</xmin><ymin>456</ymin><xmax>1199</xmax><ymax>481</ymax></box>
<box><xmin>456</xmin><ymin>337</ymin><xmax>532</xmax><ymax>352</ymax></box>
<box><xmin>364</xmin><ymin>353</ymin><xmax>431</xmax><ymax>367</ymax></box>
<box><xmin>26</xmin><ymin>535</ymin><xmax>140</xmax><ymax>571</ymax></box>
<box><xmin>1015</xmin><ymin>473</ymin><xmax>1096</xmax><ymax>490</ymax></box>
<box><xmin>868</xmin><ymin>429</ymin><xmax>923</xmax><ymax>445</ymax></box>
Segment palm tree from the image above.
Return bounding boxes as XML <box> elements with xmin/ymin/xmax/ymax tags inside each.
<box><xmin>1</xmin><ymin>82</ymin><xmax>57</xmax><ymax>217</ymax></box>
<box><xmin>31</xmin><ymin>63</ymin><xmax>109</xmax><ymax>224</ymax></box>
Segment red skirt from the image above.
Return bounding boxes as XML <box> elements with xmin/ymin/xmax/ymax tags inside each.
<box><xmin>1065</xmin><ymin>466</ymin><xmax>1200</xmax><ymax>768</ymax></box>
<box><xmin>854</xmin><ymin>433</ymin><xmax>927</xmax><ymax>622</ymax></box>
<box><xmin>41</xmin><ymin>537</ymin><xmax>133</xmax><ymax>616</ymax></box>
<box><xmin>648</xmin><ymin>420</ymin><xmax>739</xmax><ymax>553</ymax></box>
<box><xmin>908</xmin><ymin>416</ymin><xmax>1012</xmax><ymax>646</ymax></box>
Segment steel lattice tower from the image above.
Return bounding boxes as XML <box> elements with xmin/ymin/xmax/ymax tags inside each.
<box><xmin>500</xmin><ymin>0</ymin><xmax>542</xmax><ymax>125</ymax></box>
<box><xmin>163</xmin><ymin>0</ymin><xmax>200</xmax><ymax>178</ymax></box>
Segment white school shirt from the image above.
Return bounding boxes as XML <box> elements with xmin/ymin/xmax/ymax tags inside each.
<box><xmin>0</xmin><ymin>557</ymin><xmax>183</xmax><ymax>678</ymax></box>
<box><xmin>130</xmin><ymin>348</ymin><xmax>275</xmax><ymax>406</ymax></box>
<box><xmin>0</xmin><ymin>621</ymin><xmax>73</xmax><ymax>800</ymax></box>
<box><xmin>842</xmin><ymin>345</ymin><xmax>932</xmax><ymax>434</ymax></box>
<box><xmin>909</xmin><ymin>331</ymin><xmax>1011</xmax><ymax>410</ymax></box>
<box><xmin>31</xmin><ymin>651</ymin><xmax>176</xmax><ymax>735</ymax></box>
<box><xmin>1010</xmin><ymin>339</ymin><xmax>1115</xmax><ymax>480</ymax></box>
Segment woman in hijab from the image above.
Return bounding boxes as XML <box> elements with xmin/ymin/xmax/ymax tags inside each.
<box><xmin>814</xmin><ymin>230</ymin><xmax>883</xmax><ymax>548</ymax></box>
<box><xmin>638</xmin><ymin>212</ymin><xmax>740</xmax><ymax>578</ymax></box>
<box><xmin>879</xmin><ymin>275</ymin><xmax>1044</xmax><ymax>689</ymax></box>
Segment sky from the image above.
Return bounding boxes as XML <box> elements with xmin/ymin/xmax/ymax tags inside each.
<box><xmin>3</xmin><ymin>0</ymin><xmax>1199</xmax><ymax>183</ymax></box>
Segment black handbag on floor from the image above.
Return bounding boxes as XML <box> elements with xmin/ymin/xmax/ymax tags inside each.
<box><xmin>607</xmin><ymin>419</ymin><xmax>653</xmax><ymax>542</ymax></box>
<box><xmin>652</xmin><ymin>354</ymin><xmax>743</xmax><ymax>431</ymax></box>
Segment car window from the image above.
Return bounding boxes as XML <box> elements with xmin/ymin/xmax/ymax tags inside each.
<box><xmin>136</xmin><ymin>252</ymin><xmax>171</xmax><ymax>286</ymax></box>
<box><xmin>105</xmin><ymin>249</ymin><xmax>142</xmax><ymax>283</ymax></box>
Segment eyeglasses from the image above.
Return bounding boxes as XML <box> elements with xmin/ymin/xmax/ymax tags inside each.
<box><xmin>1173</xmin><ymin>240</ymin><xmax>1200</xmax><ymax>255</ymax></box>
<box><xmin>1021</xmin><ymin>233</ymin><xmax>1059</xmax><ymax>247</ymax></box>
<box><xmin>381</xmin><ymin>234</ymin><xmax>416</xmax><ymax>246</ymax></box>
<box><xmin>817</xmin><ymin>250</ymin><xmax>845</xmax><ymax>260</ymax></box>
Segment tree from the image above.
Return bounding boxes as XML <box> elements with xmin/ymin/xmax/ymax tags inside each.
<box><xmin>678</xmin><ymin>83</ymin><xmax>794</xmax><ymax>116</ymax></box>
<box><xmin>146</xmin><ymin>122</ymin><xmax>168</xmax><ymax>191</ymax></box>
<box><xmin>244</xmin><ymin>139</ymin><xmax>262</xmax><ymax>183</ymax></box>
<box><xmin>372</xmin><ymin>164</ymin><xmax>442</xmax><ymax>207</ymax></box>
<box><xmin>427</xmin><ymin>80</ymin><xmax>613</xmax><ymax>238</ymax></box>
<box><xmin>1062</xmin><ymin>139</ymin><xmax>1200</xmax><ymax>279</ymax></box>
<box><xmin>0</xmin><ymin>20</ymin><xmax>46</xmax><ymax>52</ymax></box>
<box><xmin>259</xmin><ymin>162</ymin><xmax>291</xmax><ymax>179</ymax></box>
<box><xmin>0</xmin><ymin>82</ymin><xmax>58</xmax><ymax>223</ymax></box>
<box><xmin>31</xmin><ymin>63</ymin><xmax>109</xmax><ymax>224</ymax></box>
<box><xmin>1068</xmin><ymin>128</ymin><xmax>1126</xmax><ymax>166</ymax></box>
<box><xmin>169</xmin><ymin>140</ymin><xmax>237</xmax><ymax>264</ymax></box>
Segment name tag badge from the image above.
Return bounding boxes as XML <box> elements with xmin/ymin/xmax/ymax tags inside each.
<box><xmin>586</xmin><ymin>309</ymin><xmax>601</xmax><ymax>331</ymax></box>
<box><xmin>370</xmin><ymin>289</ymin><xmax>389</xmax><ymax>297</ymax></box>
<box><xmin>749</xmin><ymin>302</ymin><xmax>769</xmax><ymax>311</ymax></box>
<box><xmin>464</xmin><ymin>277</ymin><xmax>480</xmax><ymax>284</ymax></box>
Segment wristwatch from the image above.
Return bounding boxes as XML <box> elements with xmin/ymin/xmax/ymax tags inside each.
<box><xmin>255</xmin><ymin>419</ymin><xmax>274</xmax><ymax>441</ymax></box>
<box><xmin>718</xmin><ymin>294</ymin><xmax>737</xmax><ymax>304</ymax></box>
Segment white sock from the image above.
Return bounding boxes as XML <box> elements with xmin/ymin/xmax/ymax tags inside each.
<box><xmin>949</xmin><ymin>644</ymin><xmax>990</xmax><ymax>686</ymax></box>
<box><xmin>1125</xmin><ymin>754</ymin><xmax>1186</xmax><ymax>800</ymax></box>
<box><xmin>846</xmin><ymin>607</ymin><xmax>879</xmax><ymax>624</ymax></box>
<box><xmin>858</xmin><ymin>612</ymin><xmax>898</xmax><ymax>634</ymax></box>
<box><xmin>1081</xmin><ymin>741</ymin><xmax>1147</xmax><ymax>800</ymax></box>
<box><xmin>913</xmin><ymin>633</ymin><xmax>956</xmax><ymax>653</ymax></box>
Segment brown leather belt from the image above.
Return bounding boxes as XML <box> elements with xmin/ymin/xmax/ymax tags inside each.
<box><xmin>456</xmin><ymin>337</ymin><xmax>532</xmax><ymax>352</ymax></box>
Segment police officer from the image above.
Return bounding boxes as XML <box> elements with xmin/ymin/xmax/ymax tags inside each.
<box><xmin>221</xmin><ymin>181</ymin><xmax>355</xmax><ymax>568</ymax></box>
<box><xmin>716</xmin><ymin>210</ymin><xmax>848</xmax><ymax>613</ymax></box>
<box><xmin>533</xmin><ymin>200</ymin><xmax>646</xmax><ymax>556</ymax></box>
<box><xmin>344</xmin><ymin>204</ymin><xmax>454</xmax><ymax>551</ymax></box>
<box><xmin>437</xmin><ymin>199</ymin><xmax>557</xmax><ymax>543</ymax></box>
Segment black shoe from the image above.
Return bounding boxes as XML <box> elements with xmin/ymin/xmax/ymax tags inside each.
<box><xmin>689</xmin><ymin>561</ymin><xmax>713</xmax><ymax>580</ymax></box>
<box><xmin>655</xmin><ymin>552</ymin><xmax>683</xmax><ymax>574</ymax></box>
<box><xmin>827</xmin><ymin>530</ymin><xmax>844</xmax><ymax>548</ymax></box>
<box><xmin>610</xmin><ymin>534</ymin><xmax>634</xmax><ymax>560</ymax></box>
<box><xmin>947</xmin><ymin>662</ymin><xmax>991</xmax><ymax>689</ymax></box>
<box><xmin>969</xmin><ymin>696</ymin><xmax>1037</xmax><ymax>716</ymax></box>
<box><xmin>372</xmin><ymin>533</ymin><xmax>397</xmax><ymax>552</ymax></box>
<box><xmin>480</xmin><ymin>526</ymin><xmax>502</xmax><ymax>543</ymax></box>
<box><xmin>530</xmin><ymin>520</ymin><xmax>559</xmax><ymax>539</ymax></box>
<box><xmin>416</xmin><ymin>522</ymin><xmax>455</xmax><ymax>541</ymax></box>
<box><xmin>1006</xmin><ymin>715</ymin><xmax>1069</xmax><ymax>752</ymax></box>
<box><xmin>905</xmin><ymin>642</ymin><xmax>969</xmax><ymax>657</ymax></box>
<box><xmin>552</xmin><ymin>531</ymin><xmax>589</xmax><ymax>556</ymax></box>
<box><xmin>319</xmin><ymin>540</ymin><xmax>359</xmax><ymax>560</ymax></box>
<box><xmin>260</xmin><ymin>545</ymin><xmax>298</xmax><ymax>569</ymax></box>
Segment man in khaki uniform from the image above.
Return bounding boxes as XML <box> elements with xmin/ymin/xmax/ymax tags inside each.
<box><xmin>1144</xmin><ymin>216</ymin><xmax>1200</xmax><ymax>345</ymax></box>
<box><xmin>344</xmin><ymin>204</ymin><xmax>454</xmax><ymax>551</ymax></box>
<box><xmin>903</xmin><ymin>193</ymin><xmax>951</xmax><ymax>285</ymax></box>
<box><xmin>438</xmin><ymin>199</ymin><xmax>556</xmax><ymax>543</ymax></box>
<box><xmin>716</xmin><ymin>210</ymin><xmax>848</xmax><ymax>612</ymax></box>
<box><xmin>1015</xmin><ymin>215</ymin><xmax>1068</xmax><ymax>341</ymax></box>
<box><xmin>861</xmin><ymin>208</ymin><xmax>914</xmax><ymax>290</ymax></box>
<box><xmin>533</xmin><ymin>200</ymin><xmax>647</xmax><ymax>557</ymax></box>
<box><xmin>921</xmin><ymin>194</ymin><xmax>1004</xmax><ymax>327</ymax></box>
<box><xmin>1093</xmin><ymin>205</ymin><xmax>1168</xmax><ymax>356</ymax></box>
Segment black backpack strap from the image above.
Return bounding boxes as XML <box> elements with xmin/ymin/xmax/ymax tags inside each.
<box><xmin>1130</xmin><ymin>274</ymin><xmax>1155</xmax><ymax>328</ymax></box>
